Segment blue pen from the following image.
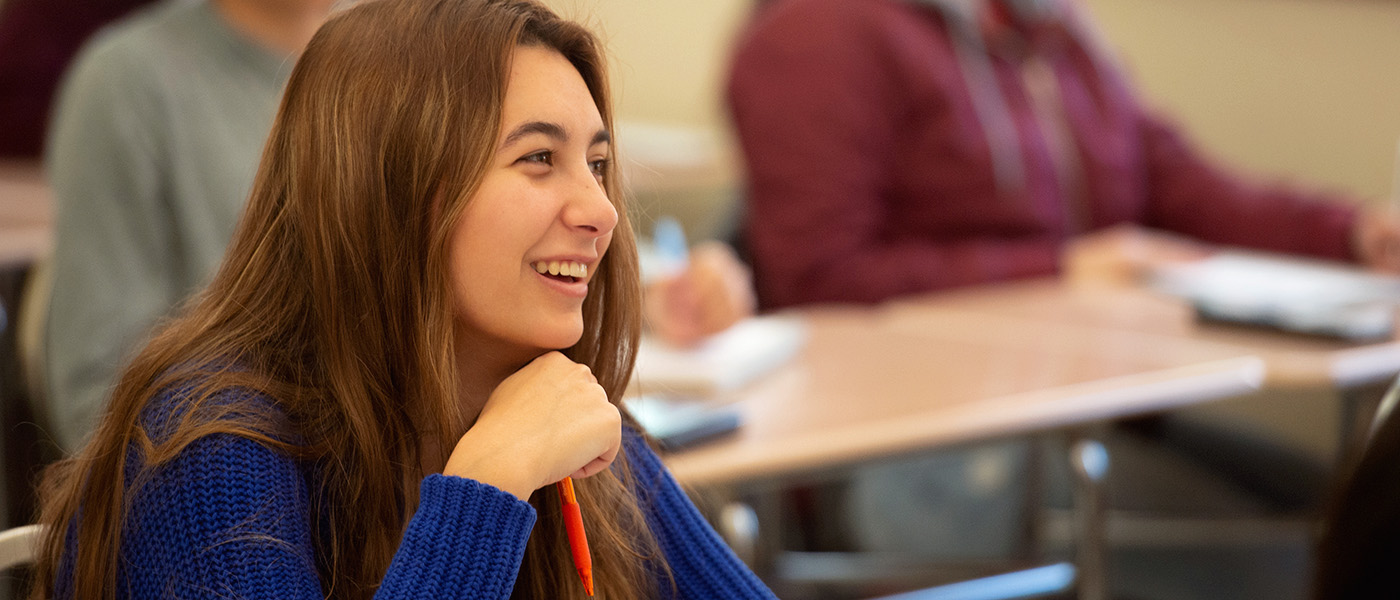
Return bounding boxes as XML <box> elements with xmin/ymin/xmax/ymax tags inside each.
<box><xmin>652</xmin><ymin>216</ymin><xmax>690</xmax><ymax>277</ymax></box>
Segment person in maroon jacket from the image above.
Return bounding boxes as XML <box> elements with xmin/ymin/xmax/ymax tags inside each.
<box><xmin>726</xmin><ymin>0</ymin><xmax>1400</xmax><ymax>577</ymax></box>
<box><xmin>727</xmin><ymin>0</ymin><xmax>1400</xmax><ymax>310</ymax></box>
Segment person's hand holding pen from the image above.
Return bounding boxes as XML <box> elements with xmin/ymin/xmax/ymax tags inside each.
<box><xmin>644</xmin><ymin>219</ymin><xmax>758</xmax><ymax>347</ymax></box>
<box><xmin>441</xmin><ymin>351</ymin><xmax>621</xmax><ymax>500</ymax></box>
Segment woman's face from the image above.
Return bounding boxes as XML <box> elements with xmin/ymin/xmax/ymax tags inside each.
<box><xmin>449</xmin><ymin>45</ymin><xmax>617</xmax><ymax>366</ymax></box>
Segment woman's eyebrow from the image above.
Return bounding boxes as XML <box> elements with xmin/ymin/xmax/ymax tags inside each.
<box><xmin>499</xmin><ymin>121</ymin><xmax>611</xmax><ymax>150</ymax></box>
<box><xmin>590</xmin><ymin>129</ymin><xmax>610</xmax><ymax>147</ymax></box>
<box><xmin>500</xmin><ymin>121</ymin><xmax>566</xmax><ymax>150</ymax></box>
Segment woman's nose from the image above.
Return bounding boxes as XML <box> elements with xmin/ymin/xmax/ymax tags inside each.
<box><xmin>563</xmin><ymin>173</ymin><xmax>618</xmax><ymax>237</ymax></box>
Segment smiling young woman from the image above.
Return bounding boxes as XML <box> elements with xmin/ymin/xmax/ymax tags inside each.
<box><xmin>26</xmin><ymin>1</ymin><xmax>778</xmax><ymax>599</ymax></box>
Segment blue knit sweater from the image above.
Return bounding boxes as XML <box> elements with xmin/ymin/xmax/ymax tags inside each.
<box><xmin>63</xmin><ymin>394</ymin><xmax>776</xmax><ymax>599</ymax></box>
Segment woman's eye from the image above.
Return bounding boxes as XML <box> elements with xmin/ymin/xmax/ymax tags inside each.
<box><xmin>589</xmin><ymin>158</ymin><xmax>609</xmax><ymax>180</ymax></box>
<box><xmin>518</xmin><ymin>151</ymin><xmax>553</xmax><ymax>166</ymax></box>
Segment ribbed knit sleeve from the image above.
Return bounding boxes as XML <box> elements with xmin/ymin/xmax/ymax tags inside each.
<box><xmin>377</xmin><ymin>475</ymin><xmax>537</xmax><ymax>598</ymax></box>
<box><xmin>119</xmin><ymin>433</ymin><xmax>324</xmax><ymax>599</ymax></box>
<box><xmin>116</xmin><ymin>433</ymin><xmax>537</xmax><ymax>599</ymax></box>
<box><xmin>623</xmin><ymin>428</ymin><xmax>778</xmax><ymax>599</ymax></box>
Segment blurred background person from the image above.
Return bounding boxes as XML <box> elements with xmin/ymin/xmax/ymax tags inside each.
<box><xmin>39</xmin><ymin>0</ymin><xmax>337</xmax><ymax>452</ymax></box>
<box><xmin>726</xmin><ymin>0</ymin><xmax>1400</xmax><ymax>311</ymax></box>
<box><xmin>721</xmin><ymin>0</ymin><xmax>1400</xmax><ymax>576</ymax></box>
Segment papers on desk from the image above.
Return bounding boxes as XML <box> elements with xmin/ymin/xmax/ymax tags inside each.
<box><xmin>627</xmin><ymin>315</ymin><xmax>807</xmax><ymax>450</ymax></box>
<box><xmin>632</xmin><ymin>315</ymin><xmax>808</xmax><ymax>395</ymax></box>
<box><xmin>1147</xmin><ymin>250</ymin><xmax>1400</xmax><ymax>341</ymax></box>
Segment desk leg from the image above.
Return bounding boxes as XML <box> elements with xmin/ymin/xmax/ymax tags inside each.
<box><xmin>698</xmin><ymin>483</ymin><xmax>782</xmax><ymax>581</ymax></box>
<box><xmin>1068</xmin><ymin>430</ymin><xmax>1109</xmax><ymax>600</ymax></box>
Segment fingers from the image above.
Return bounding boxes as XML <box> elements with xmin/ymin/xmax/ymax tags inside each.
<box><xmin>572</xmin><ymin>450</ymin><xmax>618</xmax><ymax>480</ymax></box>
<box><xmin>443</xmin><ymin>352</ymin><xmax>622</xmax><ymax>498</ymax></box>
<box><xmin>645</xmin><ymin>273</ymin><xmax>707</xmax><ymax>346</ymax></box>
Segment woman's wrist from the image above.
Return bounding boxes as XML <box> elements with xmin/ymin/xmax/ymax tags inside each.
<box><xmin>443</xmin><ymin>433</ymin><xmax>537</xmax><ymax>500</ymax></box>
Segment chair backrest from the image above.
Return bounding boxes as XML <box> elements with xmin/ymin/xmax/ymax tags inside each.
<box><xmin>1370</xmin><ymin>374</ymin><xmax>1400</xmax><ymax>443</ymax></box>
<box><xmin>0</xmin><ymin>524</ymin><xmax>45</xmax><ymax>571</ymax></box>
<box><xmin>1312</xmin><ymin>373</ymin><xmax>1400</xmax><ymax>598</ymax></box>
<box><xmin>17</xmin><ymin>254</ymin><xmax>52</xmax><ymax>426</ymax></box>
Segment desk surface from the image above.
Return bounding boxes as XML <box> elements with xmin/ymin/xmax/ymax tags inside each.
<box><xmin>886</xmin><ymin>279</ymin><xmax>1400</xmax><ymax>389</ymax></box>
<box><xmin>662</xmin><ymin>305</ymin><xmax>1264</xmax><ymax>487</ymax></box>
<box><xmin>0</xmin><ymin>161</ymin><xmax>51</xmax><ymax>269</ymax></box>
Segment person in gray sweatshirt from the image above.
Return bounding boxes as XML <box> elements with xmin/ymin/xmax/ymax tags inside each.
<box><xmin>42</xmin><ymin>0</ymin><xmax>335</xmax><ymax>451</ymax></box>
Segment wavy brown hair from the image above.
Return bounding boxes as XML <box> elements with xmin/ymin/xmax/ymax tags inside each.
<box><xmin>28</xmin><ymin>0</ymin><xmax>666</xmax><ymax>598</ymax></box>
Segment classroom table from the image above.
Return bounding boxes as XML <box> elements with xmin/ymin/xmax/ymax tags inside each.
<box><xmin>649</xmin><ymin>303</ymin><xmax>1267</xmax><ymax>600</ymax></box>
<box><xmin>882</xmin><ymin>278</ymin><xmax>1400</xmax><ymax>464</ymax></box>
<box><xmin>886</xmin><ymin>278</ymin><xmax>1400</xmax><ymax>389</ymax></box>
<box><xmin>661</xmin><ymin>305</ymin><xmax>1265</xmax><ymax>488</ymax></box>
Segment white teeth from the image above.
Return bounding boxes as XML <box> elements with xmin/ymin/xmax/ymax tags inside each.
<box><xmin>534</xmin><ymin>261</ymin><xmax>587</xmax><ymax>278</ymax></box>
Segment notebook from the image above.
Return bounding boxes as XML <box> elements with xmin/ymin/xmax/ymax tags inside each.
<box><xmin>1147</xmin><ymin>250</ymin><xmax>1400</xmax><ymax>341</ymax></box>
<box><xmin>625</xmin><ymin>315</ymin><xmax>806</xmax><ymax>449</ymax></box>
<box><xmin>631</xmin><ymin>315</ymin><xmax>808</xmax><ymax>396</ymax></box>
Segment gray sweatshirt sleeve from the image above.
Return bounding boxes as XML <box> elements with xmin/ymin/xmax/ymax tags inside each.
<box><xmin>43</xmin><ymin>36</ymin><xmax>183</xmax><ymax>452</ymax></box>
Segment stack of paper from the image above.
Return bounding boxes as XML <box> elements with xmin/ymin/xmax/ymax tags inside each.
<box><xmin>631</xmin><ymin>315</ymin><xmax>808</xmax><ymax>396</ymax></box>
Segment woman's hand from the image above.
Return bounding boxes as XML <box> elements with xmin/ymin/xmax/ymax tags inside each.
<box><xmin>442</xmin><ymin>352</ymin><xmax>621</xmax><ymax>500</ymax></box>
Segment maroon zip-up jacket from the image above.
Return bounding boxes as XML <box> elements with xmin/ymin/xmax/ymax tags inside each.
<box><xmin>727</xmin><ymin>0</ymin><xmax>1357</xmax><ymax>309</ymax></box>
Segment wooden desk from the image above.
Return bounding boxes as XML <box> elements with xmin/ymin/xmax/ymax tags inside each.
<box><xmin>652</xmin><ymin>303</ymin><xmax>1264</xmax><ymax>600</ymax></box>
<box><xmin>884</xmin><ymin>278</ymin><xmax>1400</xmax><ymax>390</ymax></box>
<box><xmin>883</xmin><ymin>278</ymin><xmax>1400</xmax><ymax>462</ymax></box>
<box><xmin>662</xmin><ymin>305</ymin><xmax>1264</xmax><ymax>488</ymax></box>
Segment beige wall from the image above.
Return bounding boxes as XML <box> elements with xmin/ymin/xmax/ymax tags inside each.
<box><xmin>1083</xmin><ymin>0</ymin><xmax>1400</xmax><ymax>203</ymax></box>
<box><xmin>548</xmin><ymin>0</ymin><xmax>1400</xmax><ymax>215</ymax></box>
<box><xmin>539</xmin><ymin>0</ymin><xmax>753</xmax><ymax>240</ymax></box>
<box><xmin>540</xmin><ymin>0</ymin><xmax>752</xmax><ymax>131</ymax></box>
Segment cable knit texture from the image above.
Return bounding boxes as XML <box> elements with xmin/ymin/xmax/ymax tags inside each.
<box><xmin>57</xmin><ymin>387</ymin><xmax>776</xmax><ymax>599</ymax></box>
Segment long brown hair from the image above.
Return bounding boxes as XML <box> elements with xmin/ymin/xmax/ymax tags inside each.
<box><xmin>29</xmin><ymin>0</ymin><xmax>665</xmax><ymax>598</ymax></box>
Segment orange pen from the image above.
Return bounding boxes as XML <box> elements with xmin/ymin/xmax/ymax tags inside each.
<box><xmin>556</xmin><ymin>477</ymin><xmax>594</xmax><ymax>596</ymax></box>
